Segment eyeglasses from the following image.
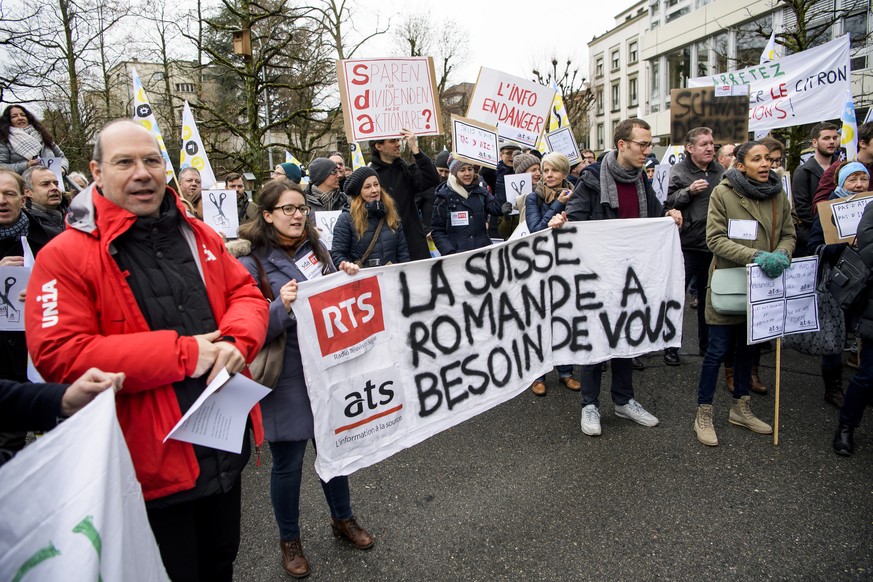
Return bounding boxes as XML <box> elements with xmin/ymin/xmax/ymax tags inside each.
<box><xmin>769</xmin><ymin>157</ymin><xmax>783</xmax><ymax>167</ymax></box>
<box><xmin>106</xmin><ymin>156</ymin><xmax>165</xmax><ymax>170</ymax></box>
<box><xmin>583</xmin><ymin>155</ymin><xmax>595</xmax><ymax>161</ymax></box>
<box><xmin>273</xmin><ymin>204</ymin><xmax>311</xmax><ymax>216</ymax></box>
<box><xmin>626</xmin><ymin>140</ymin><xmax>654</xmax><ymax>150</ymax></box>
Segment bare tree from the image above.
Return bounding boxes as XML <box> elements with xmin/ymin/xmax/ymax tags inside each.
<box><xmin>532</xmin><ymin>57</ymin><xmax>594</xmax><ymax>146</ymax></box>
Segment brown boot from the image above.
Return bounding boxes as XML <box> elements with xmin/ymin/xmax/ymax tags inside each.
<box><xmin>750</xmin><ymin>366</ymin><xmax>768</xmax><ymax>394</ymax></box>
<box><xmin>560</xmin><ymin>377</ymin><xmax>581</xmax><ymax>391</ymax></box>
<box><xmin>724</xmin><ymin>367</ymin><xmax>734</xmax><ymax>393</ymax></box>
<box><xmin>331</xmin><ymin>516</ymin><xmax>374</xmax><ymax>550</ymax></box>
<box><xmin>280</xmin><ymin>539</ymin><xmax>310</xmax><ymax>578</ymax></box>
<box><xmin>530</xmin><ymin>381</ymin><xmax>546</xmax><ymax>396</ymax></box>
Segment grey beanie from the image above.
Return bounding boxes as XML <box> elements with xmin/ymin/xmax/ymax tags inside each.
<box><xmin>435</xmin><ymin>150</ymin><xmax>451</xmax><ymax>169</ymax></box>
<box><xmin>308</xmin><ymin>157</ymin><xmax>337</xmax><ymax>187</ymax></box>
<box><xmin>513</xmin><ymin>152</ymin><xmax>540</xmax><ymax>174</ymax></box>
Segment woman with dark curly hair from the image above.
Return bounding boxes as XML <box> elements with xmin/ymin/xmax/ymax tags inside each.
<box><xmin>0</xmin><ymin>105</ymin><xmax>68</xmax><ymax>175</ymax></box>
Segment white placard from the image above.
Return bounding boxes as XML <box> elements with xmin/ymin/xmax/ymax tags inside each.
<box><xmin>315</xmin><ymin>210</ymin><xmax>342</xmax><ymax>251</ymax></box>
<box><xmin>784</xmin><ymin>295</ymin><xmax>819</xmax><ymax>334</ymax></box>
<box><xmin>746</xmin><ymin>256</ymin><xmax>819</xmax><ymax>344</ymax></box>
<box><xmin>451</xmin><ymin>115</ymin><xmax>499</xmax><ymax>169</ymax></box>
<box><xmin>749</xmin><ymin>299</ymin><xmax>785</xmax><ymax>342</ymax></box>
<box><xmin>164</xmin><ymin>368</ymin><xmax>270</xmax><ymax>454</ymax></box>
<box><xmin>466</xmin><ymin>67</ymin><xmax>555</xmax><ymax>147</ymax></box>
<box><xmin>781</xmin><ymin>172</ymin><xmax>792</xmax><ymax>207</ymax></box>
<box><xmin>37</xmin><ymin>156</ymin><xmax>64</xmax><ymax>188</ymax></box>
<box><xmin>0</xmin><ymin>266</ymin><xmax>29</xmax><ymax>331</ymax></box>
<box><xmin>202</xmin><ymin>189</ymin><xmax>239</xmax><ymax>239</ymax></box>
<box><xmin>784</xmin><ymin>255</ymin><xmax>818</xmax><ymax>297</ymax></box>
<box><xmin>748</xmin><ymin>263</ymin><xmax>784</xmax><ymax>303</ymax></box>
<box><xmin>652</xmin><ymin>164</ymin><xmax>671</xmax><ymax>203</ymax></box>
<box><xmin>505</xmin><ymin>172</ymin><xmax>533</xmax><ymax>215</ymax></box>
<box><xmin>831</xmin><ymin>196</ymin><xmax>873</xmax><ymax>240</ymax></box>
<box><xmin>544</xmin><ymin>126</ymin><xmax>581</xmax><ymax>164</ymax></box>
<box><xmin>728</xmin><ymin>219</ymin><xmax>759</xmax><ymax>241</ymax></box>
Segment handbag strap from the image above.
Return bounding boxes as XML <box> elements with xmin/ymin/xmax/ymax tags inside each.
<box><xmin>250</xmin><ymin>252</ymin><xmax>275</xmax><ymax>302</ymax></box>
<box><xmin>356</xmin><ymin>218</ymin><xmax>385</xmax><ymax>267</ymax></box>
<box><xmin>770</xmin><ymin>199</ymin><xmax>777</xmax><ymax>252</ymax></box>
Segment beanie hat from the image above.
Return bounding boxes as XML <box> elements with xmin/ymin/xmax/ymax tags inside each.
<box><xmin>838</xmin><ymin>161</ymin><xmax>870</xmax><ymax>189</ymax></box>
<box><xmin>278</xmin><ymin>162</ymin><xmax>301</xmax><ymax>184</ymax></box>
<box><xmin>644</xmin><ymin>158</ymin><xmax>656</xmax><ymax>170</ymax></box>
<box><xmin>513</xmin><ymin>152</ymin><xmax>540</xmax><ymax>174</ymax></box>
<box><xmin>447</xmin><ymin>153</ymin><xmax>470</xmax><ymax>177</ymax></box>
<box><xmin>344</xmin><ymin>166</ymin><xmax>379</xmax><ymax>198</ymax></box>
<box><xmin>435</xmin><ymin>150</ymin><xmax>451</xmax><ymax>169</ymax></box>
<box><xmin>308</xmin><ymin>157</ymin><xmax>337</xmax><ymax>187</ymax></box>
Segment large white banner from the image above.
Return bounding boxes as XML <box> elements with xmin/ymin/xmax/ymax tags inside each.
<box><xmin>689</xmin><ymin>35</ymin><xmax>851</xmax><ymax>133</ymax></box>
<box><xmin>294</xmin><ymin>219</ymin><xmax>684</xmax><ymax>481</ymax></box>
<box><xmin>0</xmin><ymin>390</ymin><xmax>168</xmax><ymax>581</ymax></box>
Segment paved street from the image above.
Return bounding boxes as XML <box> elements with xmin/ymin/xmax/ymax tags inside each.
<box><xmin>236</xmin><ymin>301</ymin><xmax>873</xmax><ymax>581</ymax></box>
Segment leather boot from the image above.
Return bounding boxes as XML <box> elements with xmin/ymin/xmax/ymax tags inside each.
<box><xmin>833</xmin><ymin>424</ymin><xmax>854</xmax><ymax>456</ymax></box>
<box><xmin>280</xmin><ymin>539</ymin><xmax>310</xmax><ymax>578</ymax></box>
<box><xmin>822</xmin><ymin>365</ymin><xmax>844</xmax><ymax>409</ymax></box>
<box><xmin>331</xmin><ymin>516</ymin><xmax>374</xmax><ymax>550</ymax></box>
<box><xmin>750</xmin><ymin>366</ymin><xmax>768</xmax><ymax>394</ymax></box>
<box><xmin>724</xmin><ymin>367</ymin><xmax>734</xmax><ymax>393</ymax></box>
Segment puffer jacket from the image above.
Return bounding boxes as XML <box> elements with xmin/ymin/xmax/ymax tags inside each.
<box><xmin>330</xmin><ymin>204</ymin><xmax>411</xmax><ymax>267</ymax></box>
<box><xmin>430</xmin><ymin>180</ymin><xmax>502</xmax><ymax>255</ymax></box>
<box><xmin>525</xmin><ymin>179</ymin><xmax>572</xmax><ymax>233</ymax></box>
<box><xmin>704</xmin><ymin>176</ymin><xmax>795</xmax><ymax>326</ymax></box>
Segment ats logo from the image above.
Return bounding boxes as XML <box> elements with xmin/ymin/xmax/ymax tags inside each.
<box><xmin>309</xmin><ymin>275</ymin><xmax>385</xmax><ymax>357</ymax></box>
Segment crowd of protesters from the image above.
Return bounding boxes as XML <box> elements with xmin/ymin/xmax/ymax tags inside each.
<box><xmin>3</xmin><ymin>101</ymin><xmax>873</xmax><ymax>580</ymax></box>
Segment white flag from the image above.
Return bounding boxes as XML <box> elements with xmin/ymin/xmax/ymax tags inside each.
<box><xmin>0</xmin><ymin>390</ymin><xmax>169</xmax><ymax>581</ymax></box>
<box><xmin>349</xmin><ymin>142</ymin><xmax>367</xmax><ymax>170</ymax></box>
<box><xmin>841</xmin><ymin>90</ymin><xmax>858</xmax><ymax>161</ymax></box>
<box><xmin>132</xmin><ymin>68</ymin><xmax>177</xmax><ymax>184</ymax></box>
<box><xmin>760</xmin><ymin>31</ymin><xmax>778</xmax><ymax>64</ymax></box>
<box><xmin>180</xmin><ymin>101</ymin><xmax>216</xmax><ymax>189</ymax></box>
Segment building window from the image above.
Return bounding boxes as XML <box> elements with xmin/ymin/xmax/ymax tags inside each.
<box><xmin>713</xmin><ymin>33</ymin><xmax>728</xmax><ymax>73</ymax></box>
<box><xmin>845</xmin><ymin>10</ymin><xmax>869</xmax><ymax>71</ymax></box>
<box><xmin>628</xmin><ymin>40</ymin><xmax>638</xmax><ymax>64</ymax></box>
<box><xmin>611</xmin><ymin>82</ymin><xmax>620</xmax><ymax>112</ymax></box>
<box><xmin>611</xmin><ymin>49</ymin><xmax>620</xmax><ymax>72</ymax></box>
<box><xmin>596</xmin><ymin>87</ymin><xmax>604</xmax><ymax>115</ymax></box>
<box><xmin>667</xmin><ymin>47</ymin><xmax>690</xmax><ymax>91</ymax></box>
<box><xmin>597</xmin><ymin>123</ymin><xmax>605</xmax><ymax>150</ymax></box>
<box><xmin>696</xmin><ymin>40</ymin><xmax>710</xmax><ymax>77</ymax></box>
<box><xmin>595</xmin><ymin>57</ymin><xmax>604</xmax><ymax>78</ymax></box>
<box><xmin>628</xmin><ymin>77</ymin><xmax>638</xmax><ymax>107</ymax></box>
<box><xmin>175</xmin><ymin>83</ymin><xmax>196</xmax><ymax>93</ymax></box>
<box><xmin>649</xmin><ymin>60</ymin><xmax>660</xmax><ymax>113</ymax></box>
<box><xmin>736</xmin><ymin>16</ymin><xmax>773</xmax><ymax>68</ymax></box>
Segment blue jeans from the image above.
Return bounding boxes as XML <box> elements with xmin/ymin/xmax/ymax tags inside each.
<box><xmin>534</xmin><ymin>364</ymin><xmax>574</xmax><ymax>383</ymax></box>
<box><xmin>269</xmin><ymin>440</ymin><xmax>353</xmax><ymax>541</ymax></box>
<box><xmin>698</xmin><ymin>324</ymin><xmax>754</xmax><ymax>405</ymax></box>
<box><xmin>840</xmin><ymin>341</ymin><xmax>873</xmax><ymax>427</ymax></box>
<box><xmin>580</xmin><ymin>358</ymin><xmax>634</xmax><ymax>407</ymax></box>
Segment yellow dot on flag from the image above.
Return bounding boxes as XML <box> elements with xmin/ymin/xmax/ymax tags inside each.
<box><xmin>180</xmin><ymin>152</ymin><xmax>187</xmax><ymax>164</ymax></box>
<box><xmin>182</xmin><ymin>126</ymin><xmax>192</xmax><ymax>141</ymax></box>
<box><xmin>137</xmin><ymin>89</ymin><xmax>146</xmax><ymax>102</ymax></box>
<box><xmin>842</xmin><ymin>127</ymin><xmax>854</xmax><ymax>145</ymax></box>
<box><xmin>192</xmin><ymin>156</ymin><xmax>205</xmax><ymax>170</ymax></box>
<box><xmin>139</xmin><ymin>120</ymin><xmax>152</xmax><ymax>131</ymax></box>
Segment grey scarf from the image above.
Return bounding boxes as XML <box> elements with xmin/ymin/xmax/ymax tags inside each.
<box><xmin>599</xmin><ymin>150</ymin><xmax>648</xmax><ymax>218</ymax></box>
<box><xmin>0</xmin><ymin>211</ymin><xmax>29</xmax><ymax>240</ymax></box>
<box><xmin>310</xmin><ymin>183</ymin><xmax>344</xmax><ymax>210</ymax></box>
<box><xmin>724</xmin><ymin>168</ymin><xmax>783</xmax><ymax>201</ymax></box>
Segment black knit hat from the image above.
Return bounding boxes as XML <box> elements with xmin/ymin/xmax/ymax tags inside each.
<box><xmin>344</xmin><ymin>166</ymin><xmax>379</xmax><ymax>197</ymax></box>
<box><xmin>435</xmin><ymin>150</ymin><xmax>451</xmax><ymax>169</ymax></box>
<box><xmin>308</xmin><ymin>157</ymin><xmax>337</xmax><ymax>187</ymax></box>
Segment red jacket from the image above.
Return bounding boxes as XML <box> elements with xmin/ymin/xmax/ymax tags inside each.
<box><xmin>25</xmin><ymin>185</ymin><xmax>268</xmax><ymax>501</ymax></box>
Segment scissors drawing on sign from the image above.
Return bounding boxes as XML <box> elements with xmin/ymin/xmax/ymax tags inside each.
<box><xmin>209</xmin><ymin>192</ymin><xmax>229</xmax><ymax>228</ymax></box>
<box><xmin>510</xmin><ymin>179</ymin><xmax>527</xmax><ymax>199</ymax></box>
<box><xmin>320</xmin><ymin>215</ymin><xmax>338</xmax><ymax>234</ymax></box>
<box><xmin>0</xmin><ymin>276</ymin><xmax>21</xmax><ymax>322</ymax></box>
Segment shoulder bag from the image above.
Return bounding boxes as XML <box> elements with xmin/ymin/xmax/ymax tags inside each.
<box><xmin>827</xmin><ymin>239</ymin><xmax>871</xmax><ymax>312</ymax></box>
<box><xmin>248</xmin><ymin>253</ymin><xmax>287</xmax><ymax>389</ymax></box>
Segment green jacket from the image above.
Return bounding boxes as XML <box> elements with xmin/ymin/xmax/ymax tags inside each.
<box><xmin>705</xmin><ymin>177</ymin><xmax>796</xmax><ymax>326</ymax></box>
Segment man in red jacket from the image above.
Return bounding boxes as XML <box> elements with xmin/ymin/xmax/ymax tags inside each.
<box><xmin>25</xmin><ymin>119</ymin><xmax>269</xmax><ymax>582</ymax></box>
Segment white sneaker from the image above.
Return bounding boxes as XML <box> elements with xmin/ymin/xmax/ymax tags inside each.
<box><xmin>581</xmin><ymin>404</ymin><xmax>601</xmax><ymax>436</ymax></box>
<box><xmin>614</xmin><ymin>399</ymin><xmax>659</xmax><ymax>427</ymax></box>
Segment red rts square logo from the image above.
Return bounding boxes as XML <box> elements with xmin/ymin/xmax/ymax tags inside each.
<box><xmin>309</xmin><ymin>276</ymin><xmax>385</xmax><ymax>357</ymax></box>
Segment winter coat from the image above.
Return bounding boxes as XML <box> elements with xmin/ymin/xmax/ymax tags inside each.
<box><xmin>370</xmin><ymin>153</ymin><xmax>440</xmax><ymax>260</ymax></box>
<box><xmin>854</xmin><ymin>204</ymin><xmax>873</xmax><ymax>340</ymax></box>
<box><xmin>565</xmin><ymin>162</ymin><xmax>666</xmax><ymax>222</ymax></box>
<box><xmin>704</xmin><ymin>176</ymin><xmax>795</xmax><ymax>326</ymax></box>
<box><xmin>305</xmin><ymin>183</ymin><xmax>348</xmax><ymax>213</ymax></box>
<box><xmin>25</xmin><ymin>185</ymin><xmax>268</xmax><ymax>501</ymax></box>
<box><xmin>792</xmin><ymin>154</ymin><xmax>837</xmax><ymax>228</ymax></box>
<box><xmin>0</xmin><ymin>140</ymin><xmax>68</xmax><ymax>175</ymax></box>
<box><xmin>430</xmin><ymin>180</ymin><xmax>502</xmax><ymax>255</ymax></box>
<box><xmin>665</xmin><ymin>155</ymin><xmax>724</xmax><ymax>252</ymax></box>
<box><xmin>238</xmin><ymin>241</ymin><xmax>335</xmax><ymax>442</ymax></box>
<box><xmin>526</xmin><ymin>179</ymin><xmax>572</xmax><ymax>233</ymax></box>
<box><xmin>330</xmin><ymin>206</ymin><xmax>411</xmax><ymax>267</ymax></box>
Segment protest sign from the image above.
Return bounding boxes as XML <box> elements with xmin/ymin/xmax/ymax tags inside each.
<box><xmin>315</xmin><ymin>210</ymin><xmax>342</xmax><ymax>251</ymax></box>
<box><xmin>292</xmin><ymin>218</ymin><xmax>684</xmax><ymax>480</ymax></box>
<box><xmin>0</xmin><ymin>390</ymin><xmax>169</xmax><ymax>581</ymax></box>
<box><xmin>37</xmin><ymin>156</ymin><xmax>64</xmax><ymax>188</ymax></box>
<box><xmin>747</xmin><ymin>256</ymin><xmax>818</xmax><ymax>344</ymax></box>
<box><xmin>0</xmin><ymin>266</ymin><xmax>28</xmax><ymax>331</ymax></box>
<box><xmin>652</xmin><ymin>163</ymin><xmax>672</xmax><ymax>203</ymax></box>
<box><xmin>466</xmin><ymin>67</ymin><xmax>555</xmax><ymax>147</ymax></box>
<box><xmin>781</xmin><ymin>172</ymin><xmax>793</xmax><ymax>207</ymax></box>
<box><xmin>545</xmin><ymin>126</ymin><xmax>581</xmax><ymax>164</ymax></box>
<box><xmin>337</xmin><ymin>57</ymin><xmax>442</xmax><ymax>142</ymax></box>
<box><xmin>451</xmin><ymin>115</ymin><xmax>499</xmax><ymax>169</ymax></box>
<box><xmin>505</xmin><ymin>172</ymin><xmax>533</xmax><ymax>215</ymax></box>
<box><xmin>817</xmin><ymin>191</ymin><xmax>873</xmax><ymax>244</ymax></box>
<box><xmin>202</xmin><ymin>189</ymin><xmax>239</xmax><ymax>239</ymax></box>
<box><xmin>670</xmin><ymin>87</ymin><xmax>749</xmax><ymax>144</ymax></box>
<box><xmin>660</xmin><ymin>145</ymin><xmax>685</xmax><ymax>166</ymax></box>
<box><xmin>689</xmin><ymin>35</ymin><xmax>851</xmax><ymax>133</ymax></box>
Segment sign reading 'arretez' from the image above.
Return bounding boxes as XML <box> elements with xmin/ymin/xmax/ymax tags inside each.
<box><xmin>337</xmin><ymin>57</ymin><xmax>442</xmax><ymax>142</ymax></box>
<box><xmin>450</xmin><ymin>115</ymin><xmax>499</xmax><ymax>169</ymax></box>
<box><xmin>670</xmin><ymin>87</ymin><xmax>749</xmax><ymax>144</ymax></box>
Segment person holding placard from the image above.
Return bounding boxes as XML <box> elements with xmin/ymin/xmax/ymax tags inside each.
<box><xmin>0</xmin><ymin>105</ymin><xmax>68</xmax><ymax>176</ymax></box>
<box><xmin>693</xmin><ymin>141</ymin><xmax>795</xmax><ymax>447</ymax></box>
<box><xmin>431</xmin><ymin>154</ymin><xmax>503</xmax><ymax>256</ymax></box>
<box><xmin>330</xmin><ymin>167</ymin><xmax>411</xmax><ymax>268</ymax></box>
<box><xmin>495</xmin><ymin>152</ymin><xmax>541</xmax><ymax>239</ymax></box>
<box><xmin>236</xmin><ymin>180</ymin><xmax>373</xmax><ymax>578</ymax></box>
<box><xmin>565</xmin><ymin>118</ymin><xmax>683</xmax><ymax>437</ymax></box>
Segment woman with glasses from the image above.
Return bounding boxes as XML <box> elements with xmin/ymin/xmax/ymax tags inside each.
<box><xmin>236</xmin><ymin>180</ymin><xmax>373</xmax><ymax>579</ymax></box>
<box><xmin>330</xmin><ymin>167</ymin><xmax>410</xmax><ymax>268</ymax></box>
<box><xmin>271</xmin><ymin>162</ymin><xmax>302</xmax><ymax>185</ymax></box>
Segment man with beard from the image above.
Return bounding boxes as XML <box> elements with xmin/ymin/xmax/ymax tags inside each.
<box><xmin>793</xmin><ymin>122</ymin><xmax>839</xmax><ymax>254</ymax></box>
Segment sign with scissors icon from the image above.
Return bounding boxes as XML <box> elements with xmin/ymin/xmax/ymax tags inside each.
<box><xmin>0</xmin><ymin>266</ymin><xmax>29</xmax><ymax>331</ymax></box>
<box><xmin>202</xmin><ymin>189</ymin><xmax>239</xmax><ymax>239</ymax></box>
<box><xmin>505</xmin><ymin>172</ymin><xmax>532</xmax><ymax>216</ymax></box>
<box><xmin>315</xmin><ymin>210</ymin><xmax>342</xmax><ymax>250</ymax></box>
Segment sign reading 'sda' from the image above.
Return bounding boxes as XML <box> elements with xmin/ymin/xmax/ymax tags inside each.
<box><xmin>307</xmin><ymin>275</ymin><xmax>388</xmax><ymax>366</ymax></box>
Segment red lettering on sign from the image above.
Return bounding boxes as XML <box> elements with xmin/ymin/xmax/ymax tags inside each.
<box><xmin>309</xmin><ymin>276</ymin><xmax>385</xmax><ymax>357</ymax></box>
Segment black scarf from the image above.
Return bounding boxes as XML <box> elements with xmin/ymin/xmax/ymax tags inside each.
<box><xmin>0</xmin><ymin>211</ymin><xmax>29</xmax><ymax>240</ymax></box>
<box><xmin>724</xmin><ymin>168</ymin><xmax>783</xmax><ymax>201</ymax></box>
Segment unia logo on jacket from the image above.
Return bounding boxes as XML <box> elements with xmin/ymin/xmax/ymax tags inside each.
<box><xmin>35</xmin><ymin>279</ymin><xmax>59</xmax><ymax>328</ymax></box>
<box><xmin>309</xmin><ymin>276</ymin><xmax>385</xmax><ymax>358</ymax></box>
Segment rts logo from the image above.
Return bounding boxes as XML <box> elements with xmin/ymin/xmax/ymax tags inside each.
<box><xmin>309</xmin><ymin>276</ymin><xmax>385</xmax><ymax>357</ymax></box>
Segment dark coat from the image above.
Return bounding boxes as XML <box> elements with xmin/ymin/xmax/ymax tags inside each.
<box><xmin>565</xmin><ymin>162</ymin><xmax>665</xmax><ymax>222</ymax></box>
<box><xmin>665</xmin><ymin>155</ymin><xmax>724</xmax><ymax>251</ymax></box>
<box><xmin>305</xmin><ymin>183</ymin><xmax>348</xmax><ymax>213</ymax></box>
<box><xmin>370</xmin><ymin>153</ymin><xmax>440</xmax><ymax>261</ymax></box>
<box><xmin>430</xmin><ymin>180</ymin><xmax>502</xmax><ymax>255</ymax></box>
<box><xmin>525</xmin><ymin>180</ymin><xmax>571</xmax><ymax>233</ymax></box>
<box><xmin>238</xmin><ymin>241</ymin><xmax>335</xmax><ymax>442</ymax></box>
<box><xmin>330</xmin><ymin>206</ymin><xmax>411</xmax><ymax>267</ymax></box>
<box><xmin>853</xmin><ymin>204</ymin><xmax>873</xmax><ymax>340</ymax></box>
<box><xmin>792</xmin><ymin>155</ymin><xmax>837</xmax><ymax>227</ymax></box>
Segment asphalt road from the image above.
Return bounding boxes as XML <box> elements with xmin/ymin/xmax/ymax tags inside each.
<box><xmin>235</xmin><ymin>300</ymin><xmax>873</xmax><ymax>581</ymax></box>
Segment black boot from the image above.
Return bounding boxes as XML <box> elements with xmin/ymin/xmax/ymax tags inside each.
<box><xmin>822</xmin><ymin>365</ymin><xmax>844</xmax><ymax>409</ymax></box>
<box><xmin>833</xmin><ymin>424</ymin><xmax>854</xmax><ymax>456</ymax></box>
